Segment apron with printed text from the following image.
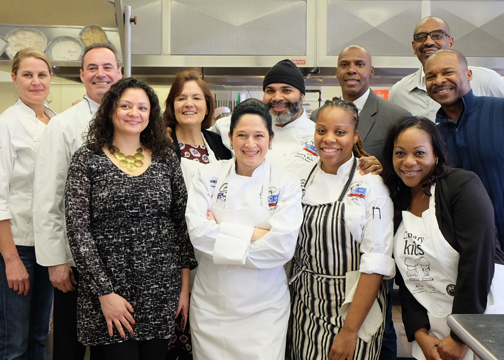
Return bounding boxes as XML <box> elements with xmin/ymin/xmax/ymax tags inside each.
<box><xmin>289</xmin><ymin>159</ymin><xmax>387</xmax><ymax>360</ymax></box>
<box><xmin>395</xmin><ymin>184</ymin><xmax>504</xmax><ymax>360</ymax></box>
<box><xmin>190</xmin><ymin>160</ymin><xmax>290</xmax><ymax>360</ymax></box>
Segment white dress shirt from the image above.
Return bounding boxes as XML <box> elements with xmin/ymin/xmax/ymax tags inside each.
<box><xmin>33</xmin><ymin>95</ymin><xmax>99</xmax><ymax>266</ymax></box>
<box><xmin>390</xmin><ymin>66</ymin><xmax>504</xmax><ymax>121</ymax></box>
<box><xmin>0</xmin><ymin>99</ymin><xmax>56</xmax><ymax>246</ymax></box>
<box><xmin>352</xmin><ymin>88</ymin><xmax>371</xmax><ymax>113</ymax></box>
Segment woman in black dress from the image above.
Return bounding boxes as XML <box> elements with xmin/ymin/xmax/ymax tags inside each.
<box><xmin>65</xmin><ymin>77</ymin><xmax>197</xmax><ymax>360</ymax></box>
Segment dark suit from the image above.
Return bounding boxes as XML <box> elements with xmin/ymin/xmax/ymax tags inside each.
<box><xmin>358</xmin><ymin>90</ymin><xmax>411</xmax><ymax>164</ymax></box>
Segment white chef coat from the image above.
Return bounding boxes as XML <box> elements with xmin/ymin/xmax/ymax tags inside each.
<box><xmin>211</xmin><ymin>110</ymin><xmax>318</xmax><ymax>173</ymax></box>
<box><xmin>390</xmin><ymin>66</ymin><xmax>504</xmax><ymax>121</ymax></box>
<box><xmin>185</xmin><ymin>159</ymin><xmax>302</xmax><ymax>360</ymax></box>
<box><xmin>0</xmin><ymin>99</ymin><xmax>56</xmax><ymax>246</ymax></box>
<box><xmin>33</xmin><ymin>95</ymin><xmax>99</xmax><ymax>266</ymax></box>
<box><xmin>293</xmin><ymin>155</ymin><xmax>395</xmax><ymax>277</ymax></box>
<box><xmin>395</xmin><ymin>184</ymin><xmax>504</xmax><ymax>360</ymax></box>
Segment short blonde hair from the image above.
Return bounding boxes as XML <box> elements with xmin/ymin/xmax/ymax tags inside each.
<box><xmin>11</xmin><ymin>48</ymin><xmax>52</xmax><ymax>75</ymax></box>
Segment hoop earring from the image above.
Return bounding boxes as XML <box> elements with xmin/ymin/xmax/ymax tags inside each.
<box><xmin>269</xmin><ymin>145</ymin><xmax>273</xmax><ymax>150</ymax></box>
<box><xmin>45</xmin><ymin>92</ymin><xmax>53</xmax><ymax>104</ymax></box>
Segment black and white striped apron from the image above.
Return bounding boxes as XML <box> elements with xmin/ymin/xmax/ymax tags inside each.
<box><xmin>288</xmin><ymin>159</ymin><xmax>387</xmax><ymax>360</ymax></box>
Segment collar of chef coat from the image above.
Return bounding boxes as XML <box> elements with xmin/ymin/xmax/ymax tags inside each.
<box><xmin>316</xmin><ymin>153</ymin><xmax>355</xmax><ymax>177</ymax></box>
<box><xmin>82</xmin><ymin>94</ymin><xmax>101</xmax><ymax>115</ymax></box>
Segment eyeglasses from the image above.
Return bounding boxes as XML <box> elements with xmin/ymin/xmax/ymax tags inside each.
<box><xmin>413</xmin><ymin>30</ymin><xmax>450</xmax><ymax>42</ymax></box>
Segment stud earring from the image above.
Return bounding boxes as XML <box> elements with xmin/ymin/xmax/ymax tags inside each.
<box><xmin>269</xmin><ymin>145</ymin><xmax>273</xmax><ymax>150</ymax></box>
<box><xmin>230</xmin><ymin>145</ymin><xmax>234</xmax><ymax>150</ymax></box>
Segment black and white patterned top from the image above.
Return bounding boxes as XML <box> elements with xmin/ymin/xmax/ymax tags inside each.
<box><xmin>65</xmin><ymin>146</ymin><xmax>197</xmax><ymax>346</ymax></box>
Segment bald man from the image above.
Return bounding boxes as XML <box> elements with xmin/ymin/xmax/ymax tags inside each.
<box><xmin>312</xmin><ymin>45</ymin><xmax>410</xmax><ymax>166</ymax></box>
<box><xmin>390</xmin><ymin>16</ymin><xmax>504</xmax><ymax>121</ymax></box>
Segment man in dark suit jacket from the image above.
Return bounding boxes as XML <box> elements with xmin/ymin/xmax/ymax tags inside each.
<box><xmin>337</xmin><ymin>45</ymin><xmax>410</xmax><ymax>360</ymax></box>
<box><xmin>336</xmin><ymin>45</ymin><xmax>411</xmax><ymax>164</ymax></box>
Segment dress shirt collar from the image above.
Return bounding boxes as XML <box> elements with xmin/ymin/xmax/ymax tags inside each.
<box><xmin>352</xmin><ymin>88</ymin><xmax>371</xmax><ymax>113</ymax></box>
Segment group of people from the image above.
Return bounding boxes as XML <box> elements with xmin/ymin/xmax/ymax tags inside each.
<box><xmin>1</xmin><ymin>14</ymin><xmax>504</xmax><ymax>360</ymax></box>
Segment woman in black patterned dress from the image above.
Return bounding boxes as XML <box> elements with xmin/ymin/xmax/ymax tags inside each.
<box><xmin>65</xmin><ymin>77</ymin><xmax>197</xmax><ymax>360</ymax></box>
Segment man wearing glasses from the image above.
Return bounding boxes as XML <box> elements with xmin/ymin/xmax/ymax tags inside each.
<box><xmin>390</xmin><ymin>16</ymin><xmax>504</xmax><ymax>121</ymax></box>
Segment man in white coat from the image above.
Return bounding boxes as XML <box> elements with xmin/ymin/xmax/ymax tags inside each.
<box><xmin>212</xmin><ymin>59</ymin><xmax>318</xmax><ymax>173</ymax></box>
<box><xmin>33</xmin><ymin>43</ymin><xmax>122</xmax><ymax>360</ymax></box>
<box><xmin>390</xmin><ymin>16</ymin><xmax>504</xmax><ymax>121</ymax></box>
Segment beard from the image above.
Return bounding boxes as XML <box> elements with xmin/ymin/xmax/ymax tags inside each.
<box><xmin>267</xmin><ymin>94</ymin><xmax>303</xmax><ymax>125</ymax></box>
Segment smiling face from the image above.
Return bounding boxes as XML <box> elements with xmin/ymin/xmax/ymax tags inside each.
<box><xmin>112</xmin><ymin>88</ymin><xmax>150</xmax><ymax>138</ymax></box>
<box><xmin>263</xmin><ymin>83</ymin><xmax>304</xmax><ymax>126</ymax></box>
<box><xmin>80</xmin><ymin>47</ymin><xmax>122</xmax><ymax>104</ymax></box>
<box><xmin>228</xmin><ymin>114</ymin><xmax>273</xmax><ymax>176</ymax></box>
<box><xmin>413</xmin><ymin>17</ymin><xmax>454</xmax><ymax>67</ymax></box>
<box><xmin>425</xmin><ymin>52</ymin><xmax>472</xmax><ymax>119</ymax></box>
<box><xmin>393</xmin><ymin>126</ymin><xmax>437</xmax><ymax>193</ymax></box>
<box><xmin>315</xmin><ymin>106</ymin><xmax>358</xmax><ymax>174</ymax></box>
<box><xmin>12</xmin><ymin>57</ymin><xmax>53</xmax><ymax>107</ymax></box>
<box><xmin>336</xmin><ymin>46</ymin><xmax>374</xmax><ymax>102</ymax></box>
<box><xmin>173</xmin><ymin>80</ymin><xmax>208</xmax><ymax>129</ymax></box>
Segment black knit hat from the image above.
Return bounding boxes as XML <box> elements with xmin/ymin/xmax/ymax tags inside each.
<box><xmin>263</xmin><ymin>59</ymin><xmax>305</xmax><ymax>95</ymax></box>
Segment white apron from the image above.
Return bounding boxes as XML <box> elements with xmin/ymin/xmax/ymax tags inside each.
<box><xmin>190</xmin><ymin>160</ymin><xmax>290</xmax><ymax>360</ymax></box>
<box><xmin>394</xmin><ymin>184</ymin><xmax>504</xmax><ymax>360</ymax></box>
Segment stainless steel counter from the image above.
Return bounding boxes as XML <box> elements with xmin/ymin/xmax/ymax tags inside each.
<box><xmin>448</xmin><ymin>314</ymin><xmax>504</xmax><ymax>360</ymax></box>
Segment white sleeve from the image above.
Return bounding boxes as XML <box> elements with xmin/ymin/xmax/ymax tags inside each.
<box><xmin>0</xmin><ymin>120</ymin><xmax>13</xmax><ymax>221</ymax></box>
<box><xmin>485</xmin><ymin>69</ymin><xmax>504</xmax><ymax>97</ymax></box>
<box><xmin>33</xmin><ymin>119</ymin><xmax>74</xmax><ymax>266</ymax></box>
<box><xmin>245</xmin><ymin>177</ymin><xmax>303</xmax><ymax>269</ymax></box>
<box><xmin>359</xmin><ymin>177</ymin><xmax>395</xmax><ymax>278</ymax></box>
<box><xmin>186</xmin><ymin>170</ymin><xmax>303</xmax><ymax>269</ymax></box>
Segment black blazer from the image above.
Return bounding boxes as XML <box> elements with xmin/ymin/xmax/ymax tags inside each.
<box><xmin>170</xmin><ymin>127</ymin><xmax>232</xmax><ymax>162</ymax></box>
<box><xmin>395</xmin><ymin>169</ymin><xmax>504</xmax><ymax>343</ymax></box>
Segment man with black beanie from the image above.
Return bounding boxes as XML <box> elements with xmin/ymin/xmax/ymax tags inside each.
<box><xmin>212</xmin><ymin>59</ymin><xmax>318</xmax><ymax>173</ymax></box>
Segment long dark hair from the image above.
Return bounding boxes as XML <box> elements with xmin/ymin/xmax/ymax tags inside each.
<box><xmin>382</xmin><ymin>116</ymin><xmax>451</xmax><ymax>224</ymax></box>
<box><xmin>86</xmin><ymin>77</ymin><xmax>172</xmax><ymax>158</ymax></box>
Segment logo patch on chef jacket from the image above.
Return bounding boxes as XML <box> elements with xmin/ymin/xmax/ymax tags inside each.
<box><xmin>348</xmin><ymin>187</ymin><xmax>366</xmax><ymax>198</ymax></box>
<box><xmin>210</xmin><ymin>179</ymin><xmax>217</xmax><ymax>188</ymax></box>
<box><xmin>217</xmin><ymin>183</ymin><xmax>228</xmax><ymax>202</ymax></box>
<box><xmin>303</xmin><ymin>143</ymin><xmax>318</xmax><ymax>156</ymax></box>
<box><xmin>267</xmin><ymin>186</ymin><xmax>279</xmax><ymax>211</ymax></box>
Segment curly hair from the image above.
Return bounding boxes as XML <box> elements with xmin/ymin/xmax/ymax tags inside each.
<box><xmin>86</xmin><ymin>77</ymin><xmax>173</xmax><ymax>158</ymax></box>
<box><xmin>316</xmin><ymin>99</ymin><xmax>369</xmax><ymax>157</ymax></box>
<box><xmin>163</xmin><ymin>70</ymin><xmax>215</xmax><ymax>131</ymax></box>
<box><xmin>381</xmin><ymin>116</ymin><xmax>451</xmax><ymax>224</ymax></box>
<box><xmin>230</xmin><ymin>98</ymin><xmax>274</xmax><ymax>138</ymax></box>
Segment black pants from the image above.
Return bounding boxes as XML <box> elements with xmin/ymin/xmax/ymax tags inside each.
<box><xmin>100</xmin><ymin>339</ymin><xmax>170</xmax><ymax>360</ymax></box>
<box><xmin>53</xmin><ymin>267</ymin><xmax>106</xmax><ymax>360</ymax></box>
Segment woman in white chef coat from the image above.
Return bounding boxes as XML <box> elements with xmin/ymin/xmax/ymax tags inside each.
<box><xmin>289</xmin><ymin>99</ymin><xmax>395</xmax><ymax>360</ymax></box>
<box><xmin>381</xmin><ymin>116</ymin><xmax>504</xmax><ymax>360</ymax></box>
<box><xmin>0</xmin><ymin>48</ymin><xmax>55</xmax><ymax>359</ymax></box>
<box><xmin>185</xmin><ymin>98</ymin><xmax>303</xmax><ymax>360</ymax></box>
<box><xmin>163</xmin><ymin>70</ymin><xmax>232</xmax><ymax>359</ymax></box>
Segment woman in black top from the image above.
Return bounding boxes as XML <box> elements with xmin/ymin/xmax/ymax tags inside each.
<box><xmin>381</xmin><ymin>116</ymin><xmax>504</xmax><ymax>360</ymax></box>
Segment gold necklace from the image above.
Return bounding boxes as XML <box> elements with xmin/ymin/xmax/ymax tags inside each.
<box><xmin>112</xmin><ymin>146</ymin><xmax>144</xmax><ymax>172</ymax></box>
